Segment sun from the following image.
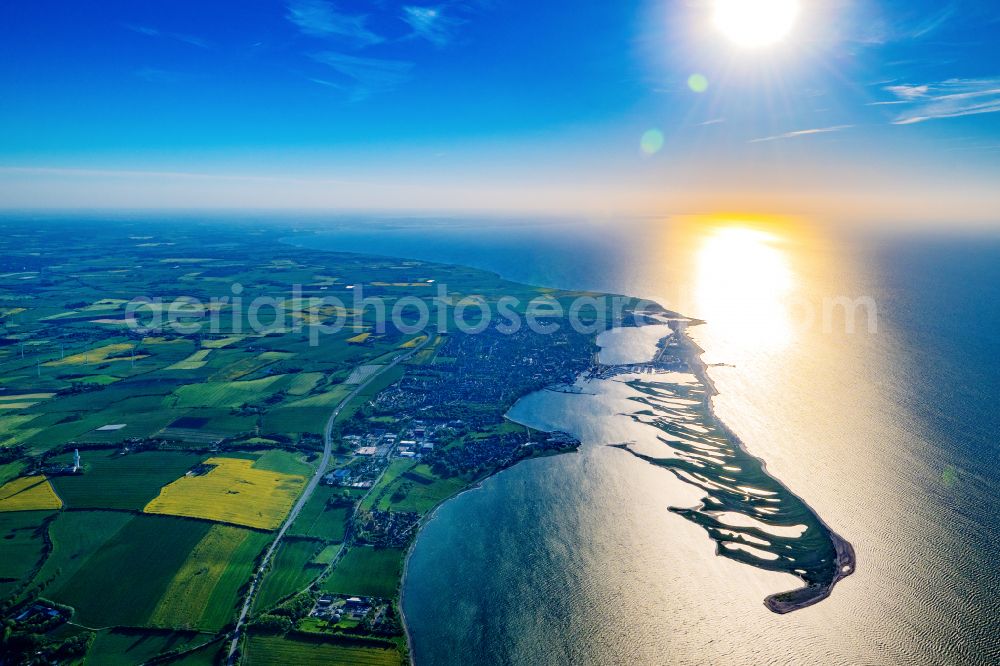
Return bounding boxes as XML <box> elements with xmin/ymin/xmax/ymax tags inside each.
<box><xmin>712</xmin><ymin>0</ymin><xmax>800</xmax><ymax>48</ymax></box>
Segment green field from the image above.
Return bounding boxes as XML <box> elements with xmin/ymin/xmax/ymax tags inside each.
<box><xmin>170</xmin><ymin>376</ymin><xmax>287</xmax><ymax>409</ymax></box>
<box><xmin>244</xmin><ymin>635</ymin><xmax>401</xmax><ymax>666</ymax></box>
<box><xmin>151</xmin><ymin>523</ymin><xmax>270</xmax><ymax>631</ymax></box>
<box><xmin>49</xmin><ymin>450</ymin><xmax>204</xmax><ymax>510</ymax></box>
<box><xmin>33</xmin><ymin>511</ymin><xmax>134</xmax><ymax>599</ymax></box>
<box><xmin>375</xmin><ymin>464</ymin><xmax>466</xmax><ymax>513</ymax></box>
<box><xmin>168</xmin><ymin>640</ymin><xmax>225</xmax><ymax>666</ymax></box>
<box><xmin>0</xmin><ymin>510</ymin><xmax>54</xmax><ymax>601</ymax></box>
<box><xmin>252</xmin><ymin>449</ymin><xmax>315</xmax><ymax>477</ymax></box>
<box><xmin>287</xmin><ymin>372</ymin><xmax>324</xmax><ymax>395</ymax></box>
<box><xmin>48</xmin><ymin>514</ymin><xmax>212</xmax><ymax>627</ymax></box>
<box><xmin>313</xmin><ymin>544</ymin><xmax>341</xmax><ymax>566</ymax></box>
<box><xmin>262</xmin><ymin>405</ymin><xmax>333</xmax><ymax>437</ymax></box>
<box><xmin>282</xmin><ymin>384</ymin><xmax>352</xmax><ymax>408</ymax></box>
<box><xmin>256</xmin><ymin>538</ymin><xmax>325</xmax><ymax>611</ymax></box>
<box><xmin>0</xmin><ymin>460</ymin><xmax>25</xmax><ymax>486</ymax></box>
<box><xmin>321</xmin><ymin>547</ymin><xmax>405</xmax><ymax>599</ymax></box>
<box><xmin>288</xmin><ymin>486</ymin><xmax>351</xmax><ymax>541</ymax></box>
<box><xmin>86</xmin><ymin>629</ymin><xmax>216</xmax><ymax>666</ymax></box>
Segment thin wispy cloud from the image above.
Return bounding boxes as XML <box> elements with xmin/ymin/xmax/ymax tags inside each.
<box><xmin>749</xmin><ymin>125</ymin><xmax>854</xmax><ymax>143</ymax></box>
<box><xmin>886</xmin><ymin>84</ymin><xmax>929</xmax><ymax>100</ymax></box>
<box><xmin>402</xmin><ymin>6</ymin><xmax>465</xmax><ymax>47</ymax></box>
<box><xmin>123</xmin><ymin>23</ymin><xmax>212</xmax><ymax>49</ymax></box>
<box><xmin>286</xmin><ymin>0</ymin><xmax>382</xmax><ymax>47</ymax></box>
<box><xmin>311</xmin><ymin>52</ymin><xmax>414</xmax><ymax>101</ymax></box>
<box><xmin>886</xmin><ymin>78</ymin><xmax>1000</xmax><ymax>124</ymax></box>
<box><xmin>909</xmin><ymin>3</ymin><xmax>957</xmax><ymax>40</ymax></box>
<box><xmin>124</xmin><ymin>24</ymin><xmax>159</xmax><ymax>37</ymax></box>
<box><xmin>309</xmin><ymin>77</ymin><xmax>346</xmax><ymax>91</ymax></box>
<box><xmin>846</xmin><ymin>2</ymin><xmax>957</xmax><ymax>46</ymax></box>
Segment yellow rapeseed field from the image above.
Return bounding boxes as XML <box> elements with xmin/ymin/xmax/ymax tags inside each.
<box><xmin>0</xmin><ymin>475</ymin><xmax>63</xmax><ymax>511</ymax></box>
<box><xmin>43</xmin><ymin>343</ymin><xmax>148</xmax><ymax>367</ymax></box>
<box><xmin>143</xmin><ymin>457</ymin><xmax>305</xmax><ymax>530</ymax></box>
<box><xmin>399</xmin><ymin>335</ymin><xmax>428</xmax><ymax>349</ymax></box>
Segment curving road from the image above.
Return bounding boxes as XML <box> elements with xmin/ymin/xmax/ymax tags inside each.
<box><xmin>226</xmin><ymin>336</ymin><xmax>432</xmax><ymax>664</ymax></box>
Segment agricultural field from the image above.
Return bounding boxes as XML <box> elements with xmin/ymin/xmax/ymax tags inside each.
<box><xmin>0</xmin><ymin>510</ymin><xmax>54</xmax><ymax>601</ymax></box>
<box><xmin>143</xmin><ymin>456</ymin><xmax>306</xmax><ymax>530</ymax></box>
<box><xmin>0</xmin><ymin>391</ymin><xmax>56</xmax><ymax>410</ymax></box>
<box><xmin>321</xmin><ymin>547</ymin><xmax>405</xmax><ymax>599</ymax></box>
<box><xmin>0</xmin><ymin>220</ymin><xmax>607</xmax><ymax>664</ymax></box>
<box><xmin>287</xmin><ymin>485</ymin><xmax>351</xmax><ymax>541</ymax></box>
<box><xmin>0</xmin><ymin>460</ymin><xmax>25</xmax><ymax>486</ymax></box>
<box><xmin>47</xmin><ymin>515</ymin><xmax>212</xmax><ymax>627</ymax></box>
<box><xmin>252</xmin><ymin>448</ymin><xmax>315</xmax><ymax>478</ymax></box>
<box><xmin>165</xmin><ymin>348</ymin><xmax>212</xmax><ymax>370</ymax></box>
<box><xmin>312</xmin><ymin>543</ymin><xmax>341</xmax><ymax>565</ymax></box>
<box><xmin>200</xmin><ymin>335</ymin><xmax>245</xmax><ymax>349</ymax></box>
<box><xmin>0</xmin><ymin>414</ymin><xmax>42</xmax><ymax>445</ymax></box>
<box><xmin>48</xmin><ymin>450</ymin><xmax>204</xmax><ymax>510</ymax></box>
<box><xmin>169</xmin><ymin>375</ymin><xmax>287</xmax><ymax>409</ymax></box>
<box><xmin>244</xmin><ymin>635</ymin><xmax>402</xmax><ymax>666</ymax></box>
<box><xmin>86</xmin><ymin>629</ymin><xmax>217</xmax><ymax>666</ymax></box>
<box><xmin>255</xmin><ymin>537</ymin><xmax>325</xmax><ymax>611</ymax></box>
<box><xmin>32</xmin><ymin>511</ymin><xmax>134</xmax><ymax>595</ymax></box>
<box><xmin>0</xmin><ymin>475</ymin><xmax>62</xmax><ymax>511</ymax></box>
<box><xmin>150</xmin><ymin>523</ymin><xmax>270</xmax><ymax>631</ymax></box>
<box><xmin>287</xmin><ymin>371</ymin><xmax>324</xmax><ymax>395</ymax></box>
<box><xmin>374</xmin><ymin>465</ymin><xmax>467</xmax><ymax>514</ymax></box>
<box><xmin>43</xmin><ymin>342</ymin><xmax>146</xmax><ymax>367</ymax></box>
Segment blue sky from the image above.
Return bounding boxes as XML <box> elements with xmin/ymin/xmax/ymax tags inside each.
<box><xmin>1</xmin><ymin>0</ymin><xmax>998</xmax><ymax>221</ymax></box>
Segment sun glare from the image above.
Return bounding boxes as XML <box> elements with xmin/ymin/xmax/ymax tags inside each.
<box><xmin>712</xmin><ymin>0</ymin><xmax>800</xmax><ymax>48</ymax></box>
<box><xmin>695</xmin><ymin>223</ymin><xmax>795</xmax><ymax>350</ymax></box>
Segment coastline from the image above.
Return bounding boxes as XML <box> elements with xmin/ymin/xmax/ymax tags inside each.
<box><xmin>398</xmin><ymin>435</ymin><xmax>580</xmax><ymax>664</ymax></box>
<box><xmin>634</xmin><ymin>313</ymin><xmax>857</xmax><ymax>613</ymax></box>
<box><xmin>278</xmin><ymin>233</ymin><xmax>856</xmax><ymax>654</ymax></box>
<box><xmin>399</xmin><ymin>307</ymin><xmax>858</xmax><ymax>663</ymax></box>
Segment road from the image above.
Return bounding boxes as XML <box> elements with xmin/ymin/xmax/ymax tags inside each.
<box><xmin>226</xmin><ymin>336</ymin><xmax>431</xmax><ymax>664</ymax></box>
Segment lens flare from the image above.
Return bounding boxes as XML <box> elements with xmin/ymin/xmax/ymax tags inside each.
<box><xmin>688</xmin><ymin>73</ymin><xmax>709</xmax><ymax>93</ymax></box>
<box><xmin>640</xmin><ymin>129</ymin><xmax>664</xmax><ymax>155</ymax></box>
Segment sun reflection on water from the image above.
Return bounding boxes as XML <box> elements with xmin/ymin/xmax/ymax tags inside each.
<box><xmin>694</xmin><ymin>221</ymin><xmax>795</xmax><ymax>350</ymax></box>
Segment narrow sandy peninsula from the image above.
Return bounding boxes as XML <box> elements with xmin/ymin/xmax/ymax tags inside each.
<box><xmin>606</xmin><ymin>313</ymin><xmax>856</xmax><ymax>613</ymax></box>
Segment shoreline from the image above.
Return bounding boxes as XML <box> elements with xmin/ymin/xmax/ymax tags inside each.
<box><xmin>398</xmin><ymin>433</ymin><xmax>580</xmax><ymax>664</ymax></box>
<box><xmin>400</xmin><ymin>309</ymin><xmax>858</xmax><ymax>662</ymax></box>
<box><xmin>644</xmin><ymin>314</ymin><xmax>856</xmax><ymax>614</ymax></box>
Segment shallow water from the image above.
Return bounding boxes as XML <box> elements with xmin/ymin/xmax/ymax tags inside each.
<box><xmin>298</xmin><ymin>218</ymin><xmax>1000</xmax><ymax>664</ymax></box>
